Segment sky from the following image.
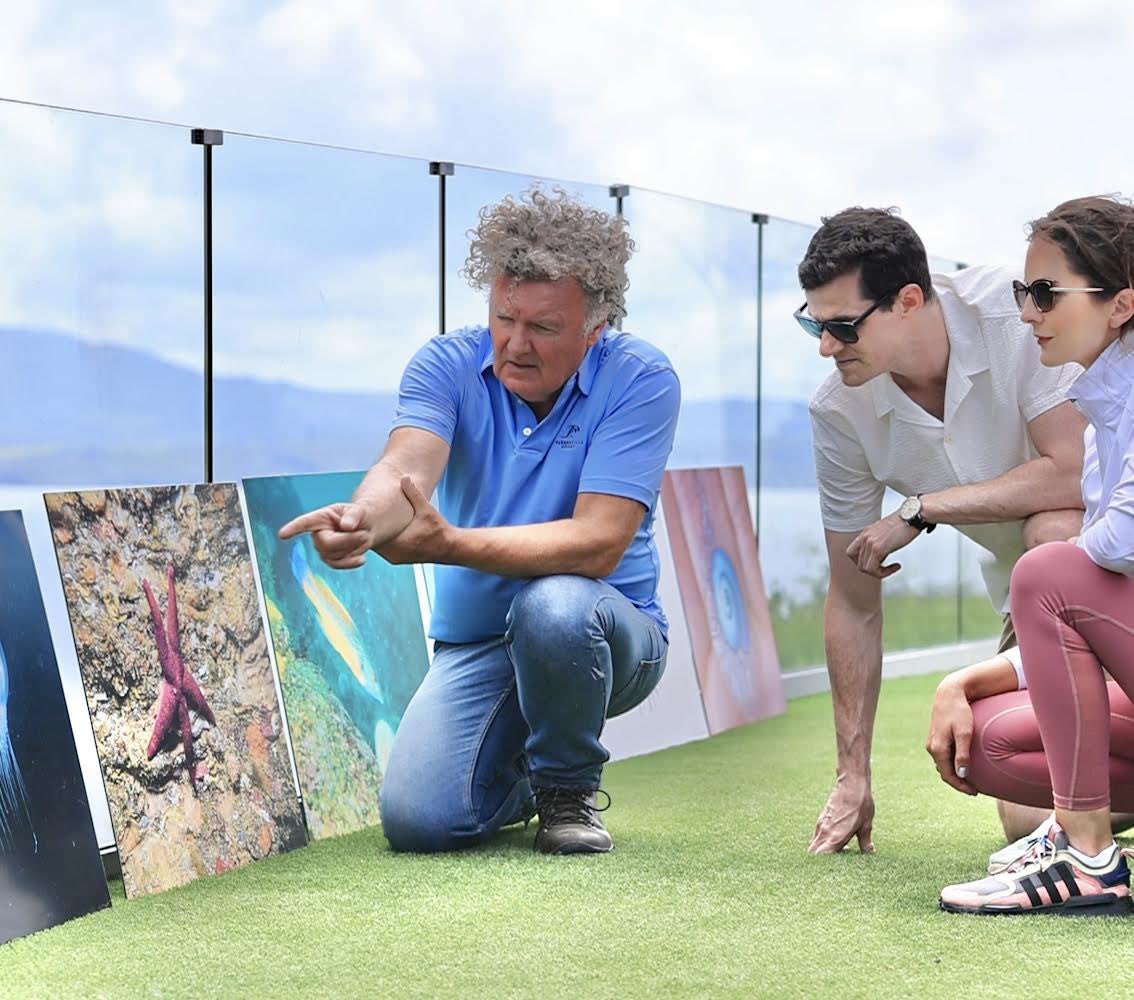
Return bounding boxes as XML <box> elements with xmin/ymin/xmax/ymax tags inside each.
<box><xmin>3</xmin><ymin>0</ymin><xmax>1134</xmax><ymax>397</ymax></box>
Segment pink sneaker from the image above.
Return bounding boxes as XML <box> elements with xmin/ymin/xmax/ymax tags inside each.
<box><xmin>940</xmin><ymin>825</ymin><xmax>1132</xmax><ymax>917</ymax></box>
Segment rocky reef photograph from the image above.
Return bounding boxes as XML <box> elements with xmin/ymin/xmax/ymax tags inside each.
<box><xmin>242</xmin><ymin>471</ymin><xmax>431</xmax><ymax>841</ymax></box>
<box><xmin>45</xmin><ymin>484</ymin><xmax>306</xmax><ymax>898</ymax></box>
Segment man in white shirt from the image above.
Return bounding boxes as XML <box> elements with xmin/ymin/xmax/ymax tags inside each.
<box><xmin>797</xmin><ymin>207</ymin><xmax>1088</xmax><ymax>854</ymax></box>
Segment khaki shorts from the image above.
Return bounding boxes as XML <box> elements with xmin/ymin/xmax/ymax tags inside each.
<box><xmin>997</xmin><ymin>614</ymin><xmax>1018</xmax><ymax>654</ymax></box>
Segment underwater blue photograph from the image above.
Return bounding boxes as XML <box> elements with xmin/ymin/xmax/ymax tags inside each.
<box><xmin>242</xmin><ymin>472</ymin><xmax>431</xmax><ymax>840</ymax></box>
<box><xmin>0</xmin><ymin>510</ymin><xmax>109</xmax><ymax>945</ymax></box>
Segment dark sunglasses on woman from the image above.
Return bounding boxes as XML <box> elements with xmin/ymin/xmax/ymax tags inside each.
<box><xmin>1012</xmin><ymin>278</ymin><xmax>1109</xmax><ymax>313</ymax></box>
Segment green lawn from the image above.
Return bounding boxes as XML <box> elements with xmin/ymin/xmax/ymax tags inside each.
<box><xmin>4</xmin><ymin>672</ymin><xmax>1126</xmax><ymax>999</ymax></box>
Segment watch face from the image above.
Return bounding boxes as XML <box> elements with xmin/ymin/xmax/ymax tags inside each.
<box><xmin>899</xmin><ymin>496</ymin><xmax>920</xmax><ymax>521</ymax></box>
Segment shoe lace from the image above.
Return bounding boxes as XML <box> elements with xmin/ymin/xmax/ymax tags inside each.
<box><xmin>537</xmin><ymin>787</ymin><xmax>611</xmax><ymax>827</ymax></box>
<box><xmin>1006</xmin><ymin>832</ymin><xmax>1057</xmax><ymax>875</ymax></box>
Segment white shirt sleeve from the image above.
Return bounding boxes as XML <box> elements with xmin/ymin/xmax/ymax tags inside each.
<box><xmin>1081</xmin><ymin>425</ymin><xmax>1101</xmax><ymax>528</ymax></box>
<box><xmin>1002</xmin><ymin>644</ymin><xmax>1026</xmax><ymax>691</ymax></box>
<box><xmin>1017</xmin><ymin>342</ymin><xmax>1080</xmax><ymax>423</ymax></box>
<box><xmin>810</xmin><ymin>408</ymin><xmax>885</xmax><ymax>533</ymax></box>
<box><xmin>1078</xmin><ymin>435</ymin><xmax>1134</xmax><ymax>575</ymax></box>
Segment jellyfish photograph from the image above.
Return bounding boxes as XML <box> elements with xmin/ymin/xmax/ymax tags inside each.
<box><xmin>0</xmin><ymin>510</ymin><xmax>109</xmax><ymax>946</ymax></box>
<box><xmin>243</xmin><ymin>471</ymin><xmax>431</xmax><ymax>841</ymax></box>
<box><xmin>660</xmin><ymin>467</ymin><xmax>787</xmax><ymax>735</ymax></box>
<box><xmin>0</xmin><ymin>636</ymin><xmax>35</xmax><ymax>854</ymax></box>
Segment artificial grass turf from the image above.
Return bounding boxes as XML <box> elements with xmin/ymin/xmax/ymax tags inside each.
<box><xmin>5</xmin><ymin>672</ymin><xmax>1133</xmax><ymax>999</ymax></box>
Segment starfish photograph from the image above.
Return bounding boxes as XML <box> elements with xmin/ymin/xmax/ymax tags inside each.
<box><xmin>143</xmin><ymin>563</ymin><xmax>216</xmax><ymax>785</ymax></box>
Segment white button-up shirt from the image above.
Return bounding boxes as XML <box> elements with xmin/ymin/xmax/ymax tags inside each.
<box><xmin>810</xmin><ymin>265</ymin><xmax>1080</xmax><ymax>611</ymax></box>
<box><xmin>1006</xmin><ymin>337</ymin><xmax>1133</xmax><ymax>691</ymax></box>
<box><xmin>1071</xmin><ymin>336</ymin><xmax>1134</xmax><ymax>574</ymax></box>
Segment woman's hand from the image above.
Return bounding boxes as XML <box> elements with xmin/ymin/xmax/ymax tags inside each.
<box><xmin>926</xmin><ymin>674</ymin><xmax>978</xmax><ymax>795</ymax></box>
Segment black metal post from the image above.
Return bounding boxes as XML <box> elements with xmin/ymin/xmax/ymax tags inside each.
<box><xmin>609</xmin><ymin>183</ymin><xmax>629</xmax><ymax>219</ymax></box>
<box><xmin>430</xmin><ymin>162</ymin><xmax>455</xmax><ymax>335</ymax></box>
<box><xmin>753</xmin><ymin>213</ymin><xmax>768</xmax><ymax>536</ymax></box>
<box><xmin>609</xmin><ymin>185</ymin><xmax>629</xmax><ymax>330</ymax></box>
<box><xmin>192</xmin><ymin>128</ymin><xmax>223</xmax><ymax>483</ymax></box>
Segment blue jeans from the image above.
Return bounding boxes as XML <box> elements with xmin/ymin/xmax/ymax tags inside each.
<box><xmin>379</xmin><ymin>574</ymin><xmax>668</xmax><ymax>852</ymax></box>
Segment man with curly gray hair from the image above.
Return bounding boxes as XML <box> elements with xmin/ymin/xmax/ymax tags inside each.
<box><xmin>281</xmin><ymin>186</ymin><xmax>681</xmax><ymax>855</ymax></box>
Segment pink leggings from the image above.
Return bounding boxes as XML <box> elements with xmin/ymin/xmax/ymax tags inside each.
<box><xmin>969</xmin><ymin>542</ymin><xmax>1134</xmax><ymax>812</ymax></box>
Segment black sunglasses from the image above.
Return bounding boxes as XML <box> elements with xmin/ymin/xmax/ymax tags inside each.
<box><xmin>793</xmin><ymin>287</ymin><xmax>906</xmax><ymax>345</ymax></box>
<box><xmin>1012</xmin><ymin>278</ymin><xmax>1109</xmax><ymax>313</ymax></box>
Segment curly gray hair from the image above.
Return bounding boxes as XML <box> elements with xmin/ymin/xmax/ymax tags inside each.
<box><xmin>462</xmin><ymin>185</ymin><xmax>635</xmax><ymax>328</ymax></box>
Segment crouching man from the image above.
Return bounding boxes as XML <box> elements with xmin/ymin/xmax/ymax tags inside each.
<box><xmin>281</xmin><ymin>188</ymin><xmax>680</xmax><ymax>854</ymax></box>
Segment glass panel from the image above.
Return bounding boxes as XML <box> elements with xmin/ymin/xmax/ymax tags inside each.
<box><xmin>0</xmin><ymin>100</ymin><xmax>201</xmax><ymax>850</ymax></box>
<box><xmin>622</xmin><ymin>190</ymin><xmax>758</xmax><ymax>490</ymax></box>
<box><xmin>758</xmin><ymin>218</ymin><xmax>829</xmax><ymax>669</ymax></box>
<box><xmin>0</xmin><ymin>100</ymin><xmax>202</xmax><ymax>487</ymax></box>
<box><xmin>960</xmin><ymin>534</ymin><xmax>1004</xmax><ymax>640</ymax></box>
<box><xmin>213</xmin><ymin>135</ymin><xmax>437</xmax><ymax>479</ymax></box>
<box><xmin>443</xmin><ymin>165</ymin><xmax>611</xmax><ymax>333</ymax></box>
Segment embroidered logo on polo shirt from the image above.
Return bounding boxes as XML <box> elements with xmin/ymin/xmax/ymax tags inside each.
<box><xmin>554</xmin><ymin>424</ymin><xmax>582</xmax><ymax>449</ymax></box>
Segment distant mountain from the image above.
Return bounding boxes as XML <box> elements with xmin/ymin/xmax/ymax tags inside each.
<box><xmin>1</xmin><ymin>327</ymin><xmax>817</xmax><ymax>487</ymax></box>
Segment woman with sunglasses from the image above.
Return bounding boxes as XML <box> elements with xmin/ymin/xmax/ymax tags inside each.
<box><xmin>932</xmin><ymin>195</ymin><xmax>1134</xmax><ymax>916</ymax></box>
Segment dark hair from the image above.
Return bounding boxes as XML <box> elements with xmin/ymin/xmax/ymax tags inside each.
<box><xmin>798</xmin><ymin>207</ymin><xmax>934</xmax><ymax>309</ymax></box>
<box><xmin>1028</xmin><ymin>195</ymin><xmax>1134</xmax><ymax>333</ymax></box>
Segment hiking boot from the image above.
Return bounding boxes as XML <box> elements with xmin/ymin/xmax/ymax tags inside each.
<box><xmin>941</xmin><ymin>824</ymin><xmax>1133</xmax><ymax>917</ymax></box>
<box><xmin>533</xmin><ymin>786</ymin><xmax>613</xmax><ymax>855</ymax></box>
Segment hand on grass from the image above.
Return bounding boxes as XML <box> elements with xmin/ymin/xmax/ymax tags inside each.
<box><xmin>809</xmin><ymin>775</ymin><xmax>875</xmax><ymax>854</ymax></box>
<box><xmin>926</xmin><ymin>676</ymin><xmax>978</xmax><ymax>795</ymax></box>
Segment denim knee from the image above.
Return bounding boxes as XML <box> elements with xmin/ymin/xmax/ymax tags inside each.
<box><xmin>506</xmin><ymin>575</ymin><xmax>597</xmax><ymax>650</ymax></box>
<box><xmin>379</xmin><ymin>769</ymin><xmax>465</xmax><ymax>854</ymax></box>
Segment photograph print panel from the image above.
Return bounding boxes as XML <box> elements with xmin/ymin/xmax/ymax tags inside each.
<box><xmin>660</xmin><ymin>467</ymin><xmax>786</xmax><ymax>734</ymax></box>
<box><xmin>242</xmin><ymin>471</ymin><xmax>431</xmax><ymax>840</ymax></box>
<box><xmin>0</xmin><ymin>510</ymin><xmax>109</xmax><ymax>946</ymax></box>
<box><xmin>46</xmin><ymin>485</ymin><xmax>306</xmax><ymax>898</ymax></box>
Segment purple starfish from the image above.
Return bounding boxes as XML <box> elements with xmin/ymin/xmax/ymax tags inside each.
<box><xmin>143</xmin><ymin>564</ymin><xmax>216</xmax><ymax>784</ymax></box>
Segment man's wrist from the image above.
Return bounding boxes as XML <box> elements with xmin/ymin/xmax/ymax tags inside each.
<box><xmin>898</xmin><ymin>494</ymin><xmax>936</xmax><ymax>533</ymax></box>
<box><xmin>433</xmin><ymin>523</ymin><xmax>461</xmax><ymax>565</ymax></box>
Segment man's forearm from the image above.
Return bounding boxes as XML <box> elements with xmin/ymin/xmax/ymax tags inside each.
<box><xmin>440</xmin><ymin>519</ymin><xmax>619</xmax><ymax>579</ymax></box>
<box><xmin>825</xmin><ymin>598</ymin><xmax>883</xmax><ymax>778</ymax></box>
<box><xmin>919</xmin><ymin>455</ymin><xmax>1083</xmax><ymax>526</ymax></box>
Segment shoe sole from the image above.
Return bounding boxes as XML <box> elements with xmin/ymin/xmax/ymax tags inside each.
<box><xmin>940</xmin><ymin>894</ymin><xmax>1133</xmax><ymax>918</ymax></box>
<box><xmin>542</xmin><ymin>842</ymin><xmax>613</xmax><ymax>856</ymax></box>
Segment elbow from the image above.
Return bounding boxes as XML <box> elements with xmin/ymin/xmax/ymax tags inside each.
<box><xmin>585</xmin><ymin>540</ymin><xmax>629</xmax><ymax>579</ymax></box>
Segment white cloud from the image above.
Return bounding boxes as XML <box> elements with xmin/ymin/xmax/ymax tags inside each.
<box><xmin>6</xmin><ymin>0</ymin><xmax>1134</xmax><ymax>398</ymax></box>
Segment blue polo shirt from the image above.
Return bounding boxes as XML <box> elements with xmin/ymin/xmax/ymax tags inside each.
<box><xmin>390</xmin><ymin>325</ymin><xmax>681</xmax><ymax>643</ymax></box>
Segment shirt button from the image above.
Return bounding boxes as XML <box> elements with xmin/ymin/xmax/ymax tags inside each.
<box><xmin>522</xmin><ymin>427</ymin><xmax>532</xmax><ymax>437</ymax></box>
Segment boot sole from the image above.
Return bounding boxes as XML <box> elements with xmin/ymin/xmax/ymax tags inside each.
<box><xmin>549</xmin><ymin>843</ymin><xmax>613</xmax><ymax>855</ymax></box>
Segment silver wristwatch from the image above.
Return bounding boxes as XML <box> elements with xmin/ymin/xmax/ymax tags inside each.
<box><xmin>898</xmin><ymin>495</ymin><xmax>936</xmax><ymax>533</ymax></box>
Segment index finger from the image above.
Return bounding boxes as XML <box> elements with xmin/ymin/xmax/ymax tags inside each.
<box><xmin>278</xmin><ymin>508</ymin><xmax>336</xmax><ymax>540</ymax></box>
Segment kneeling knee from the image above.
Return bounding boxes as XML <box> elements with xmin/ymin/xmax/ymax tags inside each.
<box><xmin>1010</xmin><ymin>540</ymin><xmax>1082</xmax><ymax>606</ymax></box>
<box><xmin>380</xmin><ymin>780</ymin><xmax>463</xmax><ymax>853</ymax></box>
<box><xmin>507</xmin><ymin>575</ymin><xmax>596</xmax><ymax>642</ymax></box>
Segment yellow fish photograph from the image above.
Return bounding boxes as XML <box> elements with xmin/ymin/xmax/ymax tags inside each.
<box><xmin>242</xmin><ymin>471</ymin><xmax>431</xmax><ymax>841</ymax></box>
